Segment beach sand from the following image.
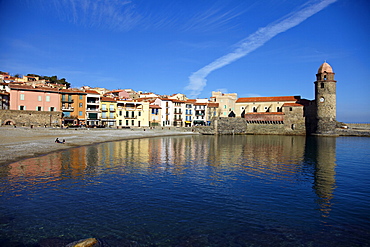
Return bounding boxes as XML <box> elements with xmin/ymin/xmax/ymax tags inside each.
<box><xmin>0</xmin><ymin>126</ymin><xmax>198</xmax><ymax>165</ymax></box>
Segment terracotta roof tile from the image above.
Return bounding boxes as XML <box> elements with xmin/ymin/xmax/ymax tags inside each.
<box><xmin>283</xmin><ymin>103</ymin><xmax>304</xmax><ymax>107</ymax></box>
<box><xmin>236</xmin><ymin>96</ymin><xmax>300</xmax><ymax>103</ymax></box>
<box><xmin>101</xmin><ymin>97</ymin><xmax>117</xmax><ymax>102</ymax></box>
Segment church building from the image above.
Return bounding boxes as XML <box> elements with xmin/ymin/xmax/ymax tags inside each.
<box><xmin>229</xmin><ymin>62</ymin><xmax>338</xmax><ymax>135</ymax></box>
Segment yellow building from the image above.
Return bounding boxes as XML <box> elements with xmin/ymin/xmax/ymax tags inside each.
<box><xmin>101</xmin><ymin>97</ymin><xmax>117</xmax><ymax>127</ymax></box>
<box><xmin>116</xmin><ymin>100</ymin><xmax>150</xmax><ymax>127</ymax></box>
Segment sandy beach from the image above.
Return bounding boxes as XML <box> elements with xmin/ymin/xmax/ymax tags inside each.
<box><xmin>0</xmin><ymin>126</ymin><xmax>198</xmax><ymax>166</ymax></box>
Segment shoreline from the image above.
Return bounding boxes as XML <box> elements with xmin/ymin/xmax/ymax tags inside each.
<box><xmin>0</xmin><ymin>127</ymin><xmax>199</xmax><ymax>166</ymax></box>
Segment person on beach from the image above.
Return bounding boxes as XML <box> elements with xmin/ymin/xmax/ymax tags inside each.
<box><xmin>55</xmin><ymin>138</ymin><xmax>60</xmax><ymax>143</ymax></box>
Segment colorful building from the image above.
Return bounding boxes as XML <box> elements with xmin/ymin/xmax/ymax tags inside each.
<box><xmin>9</xmin><ymin>85</ymin><xmax>60</xmax><ymax>112</ymax></box>
<box><xmin>60</xmin><ymin>89</ymin><xmax>87</xmax><ymax>126</ymax></box>
<box><xmin>101</xmin><ymin>97</ymin><xmax>117</xmax><ymax>127</ymax></box>
<box><xmin>85</xmin><ymin>90</ymin><xmax>101</xmax><ymax>127</ymax></box>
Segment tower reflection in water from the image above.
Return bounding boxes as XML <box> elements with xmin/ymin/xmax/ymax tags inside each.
<box><xmin>305</xmin><ymin>136</ymin><xmax>337</xmax><ymax>218</ymax></box>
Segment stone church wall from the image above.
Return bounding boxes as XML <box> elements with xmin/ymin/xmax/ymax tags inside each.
<box><xmin>0</xmin><ymin>110</ymin><xmax>62</xmax><ymax>127</ymax></box>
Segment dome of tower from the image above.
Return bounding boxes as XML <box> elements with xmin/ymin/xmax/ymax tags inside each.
<box><xmin>318</xmin><ymin>62</ymin><xmax>333</xmax><ymax>73</ymax></box>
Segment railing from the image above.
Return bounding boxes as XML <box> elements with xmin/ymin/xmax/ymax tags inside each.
<box><xmin>62</xmin><ymin>99</ymin><xmax>74</xmax><ymax>103</ymax></box>
<box><xmin>61</xmin><ymin>107</ymin><xmax>74</xmax><ymax>112</ymax></box>
<box><xmin>86</xmin><ymin>108</ymin><xmax>100</xmax><ymax>112</ymax></box>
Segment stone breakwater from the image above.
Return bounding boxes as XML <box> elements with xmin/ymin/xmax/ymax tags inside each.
<box><xmin>0</xmin><ymin>126</ymin><xmax>198</xmax><ymax>166</ymax></box>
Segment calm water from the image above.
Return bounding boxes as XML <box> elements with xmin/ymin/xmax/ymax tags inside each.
<box><xmin>0</xmin><ymin>135</ymin><xmax>369</xmax><ymax>246</ymax></box>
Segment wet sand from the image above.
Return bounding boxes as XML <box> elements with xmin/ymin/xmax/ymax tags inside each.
<box><xmin>0</xmin><ymin>126</ymin><xmax>198</xmax><ymax>165</ymax></box>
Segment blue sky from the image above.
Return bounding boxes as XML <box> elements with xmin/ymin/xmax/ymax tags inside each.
<box><xmin>0</xmin><ymin>0</ymin><xmax>369</xmax><ymax>123</ymax></box>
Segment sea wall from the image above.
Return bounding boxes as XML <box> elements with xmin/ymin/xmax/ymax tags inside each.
<box><xmin>346</xmin><ymin>123</ymin><xmax>370</xmax><ymax>130</ymax></box>
<box><xmin>197</xmin><ymin>117</ymin><xmax>306</xmax><ymax>135</ymax></box>
<box><xmin>0</xmin><ymin>110</ymin><xmax>62</xmax><ymax>127</ymax></box>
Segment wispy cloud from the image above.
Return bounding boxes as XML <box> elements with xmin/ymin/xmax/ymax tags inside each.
<box><xmin>50</xmin><ymin>0</ymin><xmax>141</xmax><ymax>31</ymax></box>
<box><xmin>182</xmin><ymin>2</ymin><xmax>252</xmax><ymax>33</ymax></box>
<box><xmin>185</xmin><ymin>0</ymin><xmax>338</xmax><ymax>98</ymax></box>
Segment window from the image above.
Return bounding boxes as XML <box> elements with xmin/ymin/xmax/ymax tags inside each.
<box><xmin>126</xmin><ymin>120</ymin><xmax>129</xmax><ymax>126</ymax></box>
<box><xmin>131</xmin><ymin>111</ymin><xmax>134</xmax><ymax>118</ymax></box>
<box><xmin>102</xmin><ymin>104</ymin><xmax>107</xmax><ymax>110</ymax></box>
<box><xmin>20</xmin><ymin>94</ymin><xmax>25</xmax><ymax>100</ymax></box>
<box><xmin>102</xmin><ymin>112</ymin><xmax>107</xmax><ymax>118</ymax></box>
<box><xmin>132</xmin><ymin>120</ymin><xmax>134</xmax><ymax>126</ymax></box>
<box><xmin>37</xmin><ymin>106</ymin><xmax>42</xmax><ymax>111</ymax></box>
<box><xmin>138</xmin><ymin>111</ymin><xmax>141</xmax><ymax>116</ymax></box>
<box><xmin>253</xmin><ymin>107</ymin><xmax>257</xmax><ymax>112</ymax></box>
<box><xmin>119</xmin><ymin>120</ymin><xmax>122</xmax><ymax>126</ymax></box>
<box><xmin>79</xmin><ymin>95</ymin><xmax>83</xmax><ymax>100</ymax></box>
<box><xmin>290</xmin><ymin>107</ymin><xmax>293</xmax><ymax>111</ymax></box>
<box><xmin>19</xmin><ymin>105</ymin><xmax>25</xmax><ymax>110</ymax></box>
<box><xmin>125</xmin><ymin>111</ymin><xmax>129</xmax><ymax>118</ymax></box>
<box><xmin>79</xmin><ymin>103</ymin><xmax>82</xmax><ymax>107</ymax></box>
<box><xmin>224</xmin><ymin>105</ymin><xmax>227</xmax><ymax>109</ymax></box>
<box><xmin>109</xmin><ymin>113</ymin><xmax>114</xmax><ymax>118</ymax></box>
<box><xmin>321</xmin><ymin>83</ymin><xmax>325</xmax><ymax>88</ymax></box>
<box><xmin>46</xmin><ymin>96</ymin><xmax>50</xmax><ymax>102</ymax></box>
<box><xmin>79</xmin><ymin>111</ymin><xmax>83</xmax><ymax>116</ymax></box>
<box><xmin>119</xmin><ymin>111</ymin><xmax>122</xmax><ymax>116</ymax></box>
<box><xmin>50</xmin><ymin>107</ymin><xmax>55</xmax><ymax>111</ymax></box>
<box><xmin>109</xmin><ymin>105</ymin><xmax>114</xmax><ymax>111</ymax></box>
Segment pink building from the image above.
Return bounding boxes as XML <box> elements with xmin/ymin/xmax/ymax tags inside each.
<box><xmin>10</xmin><ymin>85</ymin><xmax>60</xmax><ymax>111</ymax></box>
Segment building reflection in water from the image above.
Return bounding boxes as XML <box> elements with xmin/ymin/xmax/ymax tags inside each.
<box><xmin>2</xmin><ymin>135</ymin><xmax>336</xmax><ymax>217</ymax></box>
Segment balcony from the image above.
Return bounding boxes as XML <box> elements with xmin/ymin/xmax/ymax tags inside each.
<box><xmin>62</xmin><ymin>99</ymin><xmax>74</xmax><ymax>103</ymax></box>
<box><xmin>86</xmin><ymin>108</ymin><xmax>100</xmax><ymax>112</ymax></box>
<box><xmin>124</xmin><ymin>107</ymin><xmax>137</xmax><ymax>111</ymax></box>
<box><xmin>174</xmin><ymin>111</ymin><xmax>182</xmax><ymax>115</ymax></box>
<box><xmin>124</xmin><ymin>116</ymin><xmax>137</xmax><ymax>119</ymax></box>
<box><xmin>86</xmin><ymin>101</ymin><xmax>99</xmax><ymax>105</ymax></box>
<box><xmin>62</xmin><ymin>106</ymin><xmax>74</xmax><ymax>112</ymax></box>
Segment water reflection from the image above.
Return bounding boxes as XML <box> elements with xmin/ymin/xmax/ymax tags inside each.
<box><xmin>1</xmin><ymin>135</ymin><xmax>365</xmax><ymax>246</ymax></box>
<box><xmin>305</xmin><ymin>136</ymin><xmax>337</xmax><ymax>218</ymax></box>
<box><xmin>2</xmin><ymin>135</ymin><xmax>336</xmax><ymax>209</ymax></box>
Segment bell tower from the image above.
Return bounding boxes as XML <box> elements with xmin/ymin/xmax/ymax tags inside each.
<box><xmin>314</xmin><ymin>62</ymin><xmax>337</xmax><ymax>134</ymax></box>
